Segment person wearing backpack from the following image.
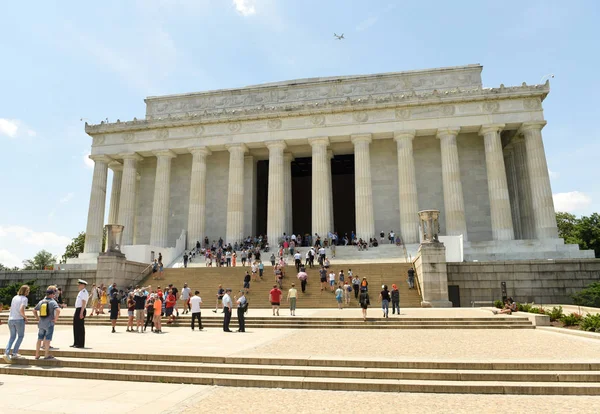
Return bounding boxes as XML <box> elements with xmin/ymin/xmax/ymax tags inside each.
<box><xmin>335</xmin><ymin>285</ymin><xmax>344</xmax><ymax>310</ymax></box>
<box><xmin>33</xmin><ymin>288</ymin><xmax>60</xmax><ymax>360</ymax></box>
<box><xmin>359</xmin><ymin>287</ymin><xmax>370</xmax><ymax>322</ymax></box>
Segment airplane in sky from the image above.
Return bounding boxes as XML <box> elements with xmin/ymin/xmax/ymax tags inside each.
<box><xmin>334</xmin><ymin>33</ymin><xmax>345</xmax><ymax>40</ymax></box>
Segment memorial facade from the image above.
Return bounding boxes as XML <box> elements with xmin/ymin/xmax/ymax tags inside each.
<box><xmin>75</xmin><ymin>64</ymin><xmax>591</xmax><ymax>263</ymax></box>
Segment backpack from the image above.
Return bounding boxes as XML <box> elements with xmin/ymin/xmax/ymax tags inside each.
<box><xmin>39</xmin><ymin>299</ymin><xmax>52</xmax><ymax>318</ymax></box>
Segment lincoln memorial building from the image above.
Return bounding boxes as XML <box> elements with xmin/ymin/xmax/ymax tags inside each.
<box><xmin>71</xmin><ymin>64</ymin><xmax>593</xmax><ymax>266</ymax></box>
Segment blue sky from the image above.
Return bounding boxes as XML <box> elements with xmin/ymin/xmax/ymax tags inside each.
<box><xmin>0</xmin><ymin>0</ymin><xmax>598</xmax><ymax>268</ymax></box>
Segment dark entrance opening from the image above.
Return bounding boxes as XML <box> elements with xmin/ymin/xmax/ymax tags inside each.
<box><xmin>256</xmin><ymin>160</ymin><xmax>269</xmax><ymax>236</ymax></box>
<box><xmin>331</xmin><ymin>154</ymin><xmax>355</xmax><ymax>238</ymax></box>
<box><xmin>291</xmin><ymin>157</ymin><xmax>312</xmax><ymax>236</ymax></box>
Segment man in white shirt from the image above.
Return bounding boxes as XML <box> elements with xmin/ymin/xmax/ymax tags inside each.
<box><xmin>71</xmin><ymin>279</ymin><xmax>89</xmax><ymax>348</ymax></box>
<box><xmin>189</xmin><ymin>291</ymin><xmax>203</xmax><ymax>331</ymax></box>
<box><xmin>294</xmin><ymin>251</ymin><xmax>302</xmax><ymax>271</ymax></box>
<box><xmin>328</xmin><ymin>271</ymin><xmax>336</xmax><ymax>291</ymax></box>
<box><xmin>181</xmin><ymin>283</ymin><xmax>192</xmax><ymax>314</ymax></box>
<box><xmin>222</xmin><ymin>288</ymin><xmax>233</xmax><ymax>332</ymax></box>
<box><xmin>318</xmin><ymin>246</ymin><xmax>326</xmax><ymax>265</ymax></box>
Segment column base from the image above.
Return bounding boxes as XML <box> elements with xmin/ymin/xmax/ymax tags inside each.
<box><xmin>421</xmin><ymin>300</ymin><xmax>453</xmax><ymax>308</ymax></box>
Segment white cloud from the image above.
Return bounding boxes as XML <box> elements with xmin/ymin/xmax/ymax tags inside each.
<box><xmin>0</xmin><ymin>249</ymin><xmax>21</xmax><ymax>268</ymax></box>
<box><xmin>0</xmin><ymin>226</ymin><xmax>71</xmax><ymax>248</ymax></box>
<box><xmin>60</xmin><ymin>192</ymin><xmax>74</xmax><ymax>204</ymax></box>
<box><xmin>233</xmin><ymin>0</ymin><xmax>256</xmax><ymax>16</ymax></box>
<box><xmin>553</xmin><ymin>191</ymin><xmax>592</xmax><ymax>213</ymax></box>
<box><xmin>0</xmin><ymin>119</ymin><xmax>19</xmax><ymax>137</ymax></box>
<box><xmin>83</xmin><ymin>151</ymin><xmax>94</xmax><ymax>169</ymax></box>
<box><xmin>356</xmin><ymin>16</ymin><xmax>378</xmax><ymax>32</ymax></box>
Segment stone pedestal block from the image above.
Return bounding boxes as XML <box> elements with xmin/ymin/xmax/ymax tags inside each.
<box><xmin>414</xmin><ymin>242</ymin><xmax>453</xmax><ymax>307</ymax></box>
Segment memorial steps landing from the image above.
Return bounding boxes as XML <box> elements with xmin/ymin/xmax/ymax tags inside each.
<box><xmin>141</xmin><ymin>263</ymin><xmax>421</xmax><ymax>309</ymax></box>
<box><xmin>2</xmin><ymin>350</ymin><xmax>599</xmax><ymax>395</ymax></box>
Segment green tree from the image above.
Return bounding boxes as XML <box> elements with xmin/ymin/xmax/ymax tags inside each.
<box><xmin>577</xmin><ymin>213</ymin><xmax>600</xmax><ymax>258</ymax></box>
<box><xmin>0</xmin><ymin>263</ymin><xmax>19</xmax><ymax>271</ymax></box>
<box><xmin>22</xmin><ymin>250</ymin><xmax>57</xmax><ymax>270</ymax></box>
<box><xmin>62</xmin><ymin>232</ymin><xmax>86</xmax><ymax>263</ymax></box>
<box><xmin>556</xmin><ymin>212</ymin><xmax>582</xmax><ymax>245</ymax></box>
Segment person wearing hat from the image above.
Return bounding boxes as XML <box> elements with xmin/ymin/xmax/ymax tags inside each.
<box><xmin>32</xmin><ymin>287</ymin><xmax>60</xmax><ymax>360</ymax></box>
<box><xmin>391</xmin><ymin>284</ymin><xmax>400</xmax><ymax>315</ymax></box>
<box><xmin>71</xmin><ymin>279</ymin><xmax>89</xmax><ymax>348</ymax></box>
<box><xmin>222</xmin><ymin>288</ymin><xmax>233</xmax><ymax>332</ymax></box>
<box><xmin>235</xmin><ymin>290</ymin><xmax>247</xmax><ymax>332</ymax></box>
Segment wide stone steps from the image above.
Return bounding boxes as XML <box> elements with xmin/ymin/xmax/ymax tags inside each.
<box><xmin>142</xmin><ymin>262</ymin><xmax>421</xmax><ymax>308</ymax></box>
<box><xmin>2</xmin><ymin>350</ymin><xmax>599</xmax><ymax>394</ymax></box>
<box><xmin>0</xmin><ymin>315</ymin><xmax>534</xmax><ymax>329</ymax></box>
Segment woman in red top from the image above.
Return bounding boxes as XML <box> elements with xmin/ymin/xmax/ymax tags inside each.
<box><xmin>269</xmin><ymin>285</ymin><xmax>282</xmax><ymax>316</ymax></box>
<box><xmin>165</xmin><ymin>289</ymin><xmax>177</xmax><ymax>324</ymax></box>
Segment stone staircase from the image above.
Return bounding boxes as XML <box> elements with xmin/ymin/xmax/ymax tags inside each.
<box><xmin>2</xmin><ymin>350</ymin><xmax>599</xmax><ymax>394</ymax></box>
<box><xmin>0</xmin><ymin>314</ymin><xmax>534</xmax><ymax>329</ymax></box>
<box><xmin>141</xmin><ymin>263</ymin><xmax>422</xmax><ymax>308</ymax></box>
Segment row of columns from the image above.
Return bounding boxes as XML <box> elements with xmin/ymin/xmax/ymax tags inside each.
<box><xmin>82</xmin><ymin>121</ymin><xmax>558</xmax><ymax>254</ymax></box>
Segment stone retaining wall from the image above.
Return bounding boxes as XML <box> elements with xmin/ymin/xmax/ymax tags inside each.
<box><xmin>447</xmin><ymin>259</ymin><xmax>600</xmax><ymax>306</ymax></box>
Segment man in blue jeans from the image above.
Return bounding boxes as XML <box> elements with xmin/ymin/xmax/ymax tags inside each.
<box><xmin>33</xmin><ymin>288</ymin><xmax>61</xmax><ymax>360</ymax></box>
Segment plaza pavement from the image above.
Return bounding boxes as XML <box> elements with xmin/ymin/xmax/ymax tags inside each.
<box><xmin>2</xmin><ymin>308</ymin><xmax>600</xmax><ymax>413</ymax></box>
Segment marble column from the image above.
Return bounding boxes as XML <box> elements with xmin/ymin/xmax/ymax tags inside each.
<box><xmin>513</xmin><ymin>136</ymin><xmax>535</xmax><ymax>239</ymax></box>
<box><xmin>327</xmin><ymin>150</ymin><xmax>334</xmax><ymax>233</ymax></box>
<box><xmin>107</xmin><ymin>162</ymin><xmax>123</xmax><ymax>225</ymax></box>
<box><xmin>519</xmin><ymin>121</ymin><xmax>558</xmax><ymax>239</ymax></box>
<box><xmin>187</xmin><ymin>147</ymin><xmax>211</xmax><ymax>249</ymax></box>
<box><xmin>267</xmin><ymin>141</ymin><xmax>286</xmax><ymax>245</ymax></box>
<box><xmin>225</xmin><ymin>144</ymin><xmax>247</xmax><ymax>244</ymax></box>
<box><xmin>283</xmin><ymin>152</ymin><xmax>294</xmax><ymax>236</ymax></box>
<box><xmin>394</xmin><ymin>130</ymin><xmax>420</xmax><ymax>244</ymax></box>
<box><xmin>244</xmin><ymin>155</ymin><xmax>256</xmax><ymax>238</ymax></box>
<box><xmin>133</xmin><ymin>172</ymin><xmax>141</xmax><ymax>244</ymax></box>
<box><xmin>503</xmin><ymin>145</ymin><xmax>522</xmax><ymax>240</ymax></box>
<box><xmin>437</xmin><ymin>127</ymin><xmax>468</xmax><ymax>241</ymax></box>
<box><xmin>150</xmin><ymin>150</ymin><xmax>176</xmax><ymax>248</ymax></box>
<box><xmin>309</xmin><ymin>137</ymin><xmax>332</xmax><ymax>239</ymax></box>
<box><xmin>83</xmin><ymin>155</ymin><xmax>111</xmax><ymax>254</ymax></box>
<box><xmin>117</xmin><ymin>153</ymin><xmax>142</xmax><ymax>246</ymax></box>
<box><xmin>351</xmin><ymin>134</ymin><xmax>375</xmax><ymax>240</ymax></box>
<box><xmin>480</xmin><ymin>124</ymin><xmax>514</xmax><ymax>241</ymax></box>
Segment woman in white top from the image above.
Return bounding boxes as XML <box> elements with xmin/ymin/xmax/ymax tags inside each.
<box><xmin>3</xmin><ymin>285</ymin><xmax>30</xmax><ymax>362</ymax></box>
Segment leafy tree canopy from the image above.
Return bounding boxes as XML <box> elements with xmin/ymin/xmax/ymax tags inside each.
<box><xmin>556</xmin><ymin>212</ymin><xmax>600</xmax><ymax>258</ymax></box>
<box><xmin>62</xmin><ymin>232</ymin><xmax>86</xmax><ymax>263</ymax></box>
<box><xmin>22</xmin><ymin>250</ymin><xmax>57</xmax><ymax>270</ymax></box>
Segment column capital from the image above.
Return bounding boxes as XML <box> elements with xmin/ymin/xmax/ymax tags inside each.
<box><xmin>394</xmin><ymin>130</ymin><xmax>416</xmax><ymax>141</ymax></box>
<box><xmin>283</xmin><ymin>152</ymin><xmax>294</xmax><ymax>162</ymax></box>
<box><xmin>119</xmin><ymin>152</ymin><xmax>143</xmax><ymax>161</ymax></box>
<box><xmin>225</xmin><ymin>143</ymin><xmax>248</xmax><ymax>154</ymax></box>
<box><xmin>266</xmin><ymin>140</ymin><xmax>287</xmax><ymax>151</ymax></box>
<box><xmin>89</xmin><ymin>154</ymin><xmax>113</xmax><ymax>164</ymax></box>
<box><xmin>308</xmin><ymin>137</ymin><xmax>329</xmax><ymax>147</ymax></box>
<box><xmin>519</xmin><ymin>121</ymin><xmax>547</xmax><ymax>134</ymax></box>
<box><xmin>152</xmin><ymin>149</ymin><xmax>177</xmax><ymax>159</ymax></box>
<box><xmin>479</xmin><ymin>124</ymin><xmax>505</xmax><ymax>136</ymax></box>
<box><xmin>351</xmin><ymin>133</ymin><xmax>372</xmax><ymax>144</ymax></box>
<box><xmin>108</xmin><ymin>161</ymin><xmax>123</xmax><ymax>171</ymax></box>
<box><xmin>189</xmin><ymin>147</ymin><xmax>211</xmax><ymax>157</ymax></box>
<box><xmin>436</xmin><ymin>127</ymin><xmax>461</xmax><ymax>140</ymax></box>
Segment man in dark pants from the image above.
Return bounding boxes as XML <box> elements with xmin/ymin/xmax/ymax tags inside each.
<box><xmin>236</xmin><ymin>290</ymin><xmax>247</xmax><ymax>333</ymax></box>
<box><xmin>71</xmin><ymin>279</ymin><xmax>89</xmax><ymax>348</ymax></box>
<box><xmin>222</xmin><ymin>288</ymin><xmax>233</xmax><ymax>332</ymax></box>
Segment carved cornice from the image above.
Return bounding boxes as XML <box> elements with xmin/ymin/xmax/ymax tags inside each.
<box><xmin>85</xmin><ymin>81</ymin><xmax>550</xmax><ymax>136</ymax></box>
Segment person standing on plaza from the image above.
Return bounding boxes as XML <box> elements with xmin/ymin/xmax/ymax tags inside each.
<box><xmin>359</xmin><ymin>287</ymin><xmax>370</xmax><ymax>322</ymax></box>
<box><xmin>190</xmin><ymin>291</ymin><xmax>203</xmax><ymax>331</ymax></box>
<box><xmin>109</xmin><ymin>292</ymin><xmax>120</xmax><ymax>333</ymax></box>
<box><xmin>391</xmin><ymin>284</ymin><xmax>400</xmax><ymax>315</ymax></box>
<box><xmin>319</xmin><ymin>266</ymin><xmax>327</xmax><ymax>292</ymax></box>
<box><xmin>297</xmin><ymin>269</ymin><xmax>308</xmax><ymax>293</ymax></box>
<box><xmin>258</xmin><ymin>260</ymin><xmax>264</xmax><ymax>278</ymax></box>
<box><xmin>165</xmin><ymin>289</ymin><xmax>177</xmax><ymax>324</ymax></box>
<box><xmin>153</xmin><ymin>294</ymin><xmax>163</xmax><ymax>333</ymax></box>
<box><xmin>134</xmin><ymin>289</ymin><xmax>146</xmax><ymax>332</ymax></box>
<box><xmin>32</xmin><ymin>288</ymin><xmax>60</xmax><ymax>360</ymax></box>
<box><xmin>235</xmin><ymin>290</ymin><xmax>247</xmax><ymax>332</ymax></box>
<box><xmin>100</xmin><ymin>286</ymin><xmax>108</xmax><ymax>312</ymax></box>
<box><xmin>287</xmin><ymin>283</ymin><xmax>297</xmax><ymax>316</ymax></box>
<box><xmin>71</xmin><ymin>280</ymin><xmax>89</xmax><ymax>348</ymax></box>
<box><xmin>328</xmin><ymin>269</ymin><xmax>336</xmax><ymax>292</ymax></box>
<box><xmin>3</xmin><ymin>285</ymin><xmax>30</xmax><ymax>362</ymax></box>
<box><xmin>380</xmin><ymin>285</ymin><xmax>390</xmax><ymax>318</ymax></box>
<box><xmin>269</xmin><ymin>285</ymin><xmax>282</xmax><ymax>316</ymax></box>
<box><xmin>407</xmin><ymin>267</ymin><xmax>415</xmax><ymax>289</ymax></box>
<box><xmin>170</xmin><ymin>284</ymin><xmax>180</xmax><ymax>317</ymax></box>
<box><xmin>144</xmin><ymin>294</ymin><xmax>155</xmax><ymax>332</ymax></box>
<box><xmin>213</xmin><ymin>284</ymin><xmax>225</xmax><ymax>313</ymax></box>
<box><xmin>251</xmin><ymin>261</ymin><xmax>258</xmax><ymax>282</ymax></box>
<box><xmin>181</xmin><ymin>283</ymin><xmax>191</xmax><ymax>314</ymax></box>
<box><xmin>344</xmin><ymin>282</ymin><xmax>352</xmax><ymax>306</ymax></box>
<box><xmin>90</xmin><ymin>284</ymin><xmax>99</xmax><ymax>315</ymax></box>
<box><xmin>222</xmin><ymin>288</ymin><xmax>233</xmax><ymax>332</ymax></box>
<box><xmin>126</xmin><ymin>293</ymin><xmax>135</xmax><ymax>332</ymax></box>
<box><xmin>241</xmin><ymin>249</ymin><xmax>247</xmax><ymax>266</ymax></box>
